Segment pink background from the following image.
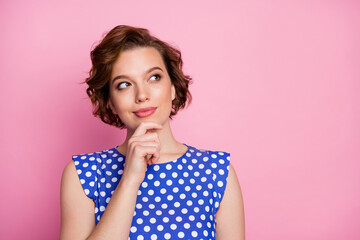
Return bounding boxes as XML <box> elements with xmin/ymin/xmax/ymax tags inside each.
<box><xmin>1</xmin><ymin>0</ymin><xmax>359</xmax><ymax>239</ymax></box>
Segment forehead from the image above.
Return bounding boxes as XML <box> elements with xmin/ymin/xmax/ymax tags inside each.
<box><xmin>112</xmin><ymin>47</ymin><xmax>166</xmax><ymax>76</ymax></box>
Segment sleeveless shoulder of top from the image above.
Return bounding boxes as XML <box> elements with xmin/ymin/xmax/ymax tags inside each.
<box><xmin>72</xmin><ymin>144</ymin><xmax>231</xmax><ymax>240</ymax></box>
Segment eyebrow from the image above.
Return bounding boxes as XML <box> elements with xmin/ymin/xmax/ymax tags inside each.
<box><xmin>112</xmin><ymin>66</ymin><xmax>164</xmax><ymax>84</ymax></box>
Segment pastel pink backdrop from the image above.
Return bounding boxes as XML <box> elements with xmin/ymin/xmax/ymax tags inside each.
<box><xmin>0</xmin><ymin>0</ymin><xmax>359</xmax><ymax>239</ymax></box>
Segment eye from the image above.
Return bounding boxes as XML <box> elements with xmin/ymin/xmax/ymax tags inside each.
<box><xmin>117</xmin><ymin>82</ymin><xmax>131</xmax><ymax>89</ymax></box>
<box><xmin>149</xmin><ymin>74</ymin><xmax>161</xmax><ymax>81</ymax></box>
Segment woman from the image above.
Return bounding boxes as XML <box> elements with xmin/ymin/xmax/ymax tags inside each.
<box><xmin>60</xmin><ymin>25</ymin><xmax>245</xmax><ymax>240</ymax></box>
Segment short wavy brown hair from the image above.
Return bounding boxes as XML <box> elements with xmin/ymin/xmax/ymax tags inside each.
<box><xmin>85</xmin><ymin>25</ymin><xmax>192</xmax><ymax>129</ymax></box>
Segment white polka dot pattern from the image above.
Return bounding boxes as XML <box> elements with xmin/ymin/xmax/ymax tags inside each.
<box><xmin>72</xmin><ymin>144</ymin><xmax>230</xmax><ymax>239</ymax></box>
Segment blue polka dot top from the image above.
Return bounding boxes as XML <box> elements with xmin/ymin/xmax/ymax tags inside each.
<box><xmin>72</xmin><ymin>144</ymin><xmax>230</xmax><ymax>240</ymax></box>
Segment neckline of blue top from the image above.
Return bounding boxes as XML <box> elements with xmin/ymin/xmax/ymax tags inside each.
<box><xmin>112</xmin><ymin>143</ymin><xmax>191</xmax><ymax>167</ymax></box>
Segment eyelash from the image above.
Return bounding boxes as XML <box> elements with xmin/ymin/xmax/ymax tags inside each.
<box><xmin>116</xmin><ymin>74</ymin><xmax>162</xmax><ymax>90</ymax></box>
<box><xmin>117</xmin><ymin>82</ymin><xmax>130</xmax><ymax>89</ymax></box>
<box><xmin>149</xmin><ymin>74</ymin><xmax>162</xmax><ymax>81</ymax></box>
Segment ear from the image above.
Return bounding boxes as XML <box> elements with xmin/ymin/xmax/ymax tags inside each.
<box><xmin>108</xmin><ymin>100</ymin><xmax>117</xmax><ymax>115</ymax></box>
<box><xmin>171</xmin><ymin>84</ymin><xmax>176</xmax><ymax>101</ymax></box>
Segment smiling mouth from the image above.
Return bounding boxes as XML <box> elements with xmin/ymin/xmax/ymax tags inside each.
<box><xmin>133</xmin><ymin>107</ymin><xmax>157</xmax><ymax>118</ymax></box>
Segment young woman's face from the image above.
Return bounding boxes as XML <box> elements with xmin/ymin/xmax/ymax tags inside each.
<box><xmin>109</xmin><ymin>47</ymin><xmax>175</xmax><ymax>130</ymax></box>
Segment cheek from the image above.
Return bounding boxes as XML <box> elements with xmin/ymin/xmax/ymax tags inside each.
<box><xmin>116</xmin><ymin>99</ymin><xmax>131</xmax><ymax>112</ymax></box>
<box><xmin>158</xmin><ymin>89</ymin><xmax>173</xmax><ymax>103</ymax></box>
<box><xmin>110</xmin><ymin>93</ymin><xmax>131</xmax><ymax>113</ymax></box>
<box><xmin>159</xmin><ymin>82</ymin><xmax>174</xmax><ymax>99</ymax></box>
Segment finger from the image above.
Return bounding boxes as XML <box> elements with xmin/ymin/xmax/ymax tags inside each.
<box><xmin>131</xmin><ymin>133</ymin><xmax>160</xmax><ymax>143</ymax></box>
<box><xmin>132</xmin><ymin>145</ymin><xmax>158</xmax><ymax>158</ymax></box>
<box><xmin>147</xmin><ymin>150</ymin><xmax>160</xmax><ymax>165</ymax></box>
<box><xmin>132</xmin><ymin>121</ymin><xmax>163</xmax><ymax>137</ymax></box>
<box><xmin>131</xmin><ymin>141</ymin><xmax>159</xmax><ymax>149</ymax></box>
<box><xmin>145</xmin><ymin>154</ymin><xmax>152</xmax><ymax>163</ymax></box>
<box><xmin>139</xmin><ymin>148</ymin><xmax>159</xmax><ymax>166</ymax></box>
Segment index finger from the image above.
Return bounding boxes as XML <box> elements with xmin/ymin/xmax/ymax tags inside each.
<box><xmin>132</xmin><ymin>121</ymin><xmax>163</xmax><ymax>137</ymax></box>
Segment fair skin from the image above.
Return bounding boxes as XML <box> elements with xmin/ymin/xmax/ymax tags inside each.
<box><xmin>60</xmin><ymin>47</ymin><xmax>245</xmax><ymax>239</ymax></box>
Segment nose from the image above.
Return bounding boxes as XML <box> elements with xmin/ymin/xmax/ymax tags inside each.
<box><xmin>135</xmin><ymin>85</ymin><xmax>150</xmax><ymax>103</ymax></box>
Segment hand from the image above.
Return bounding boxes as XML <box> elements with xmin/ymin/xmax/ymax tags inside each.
<box><xmin>121</xmin><ymin>122</ymin><xmax>163</xmax><ymax>185</ymax></box>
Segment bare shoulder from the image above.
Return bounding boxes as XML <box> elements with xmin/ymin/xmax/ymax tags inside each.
<box><xmin>61</xmin><ymin>161</ymin><xmax>77</xmax><ymax>184</ymax></box>
<box><xmin>60</xmin><ymin>160</ymin><xmax>95</xmax><ymax>239</ymax></box>
<box><xmin>215</xmin><ymin>163</ymin><xmax>245</xmax><ymax>240</ymax></box>
<box><xmin>61</xmin><ymin>160</ymin><xmax>86</xmax><ymax>196</ymax></box>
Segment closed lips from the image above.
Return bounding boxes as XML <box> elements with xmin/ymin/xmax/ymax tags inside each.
<box><xmin>133</xmin><ymin>107</ymin><xmax>157</xmax><ymax>118</ymax></box>
<box><xmin>134</xmin><ymin>107</ymin><xmax>157</xmax><ymax>113</ymax></box>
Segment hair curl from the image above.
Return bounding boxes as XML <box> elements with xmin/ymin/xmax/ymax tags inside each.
<box><xmin>85</xmin><ymin>25</ymin><xmax>192</xmax><ymax>129</ymax></box>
